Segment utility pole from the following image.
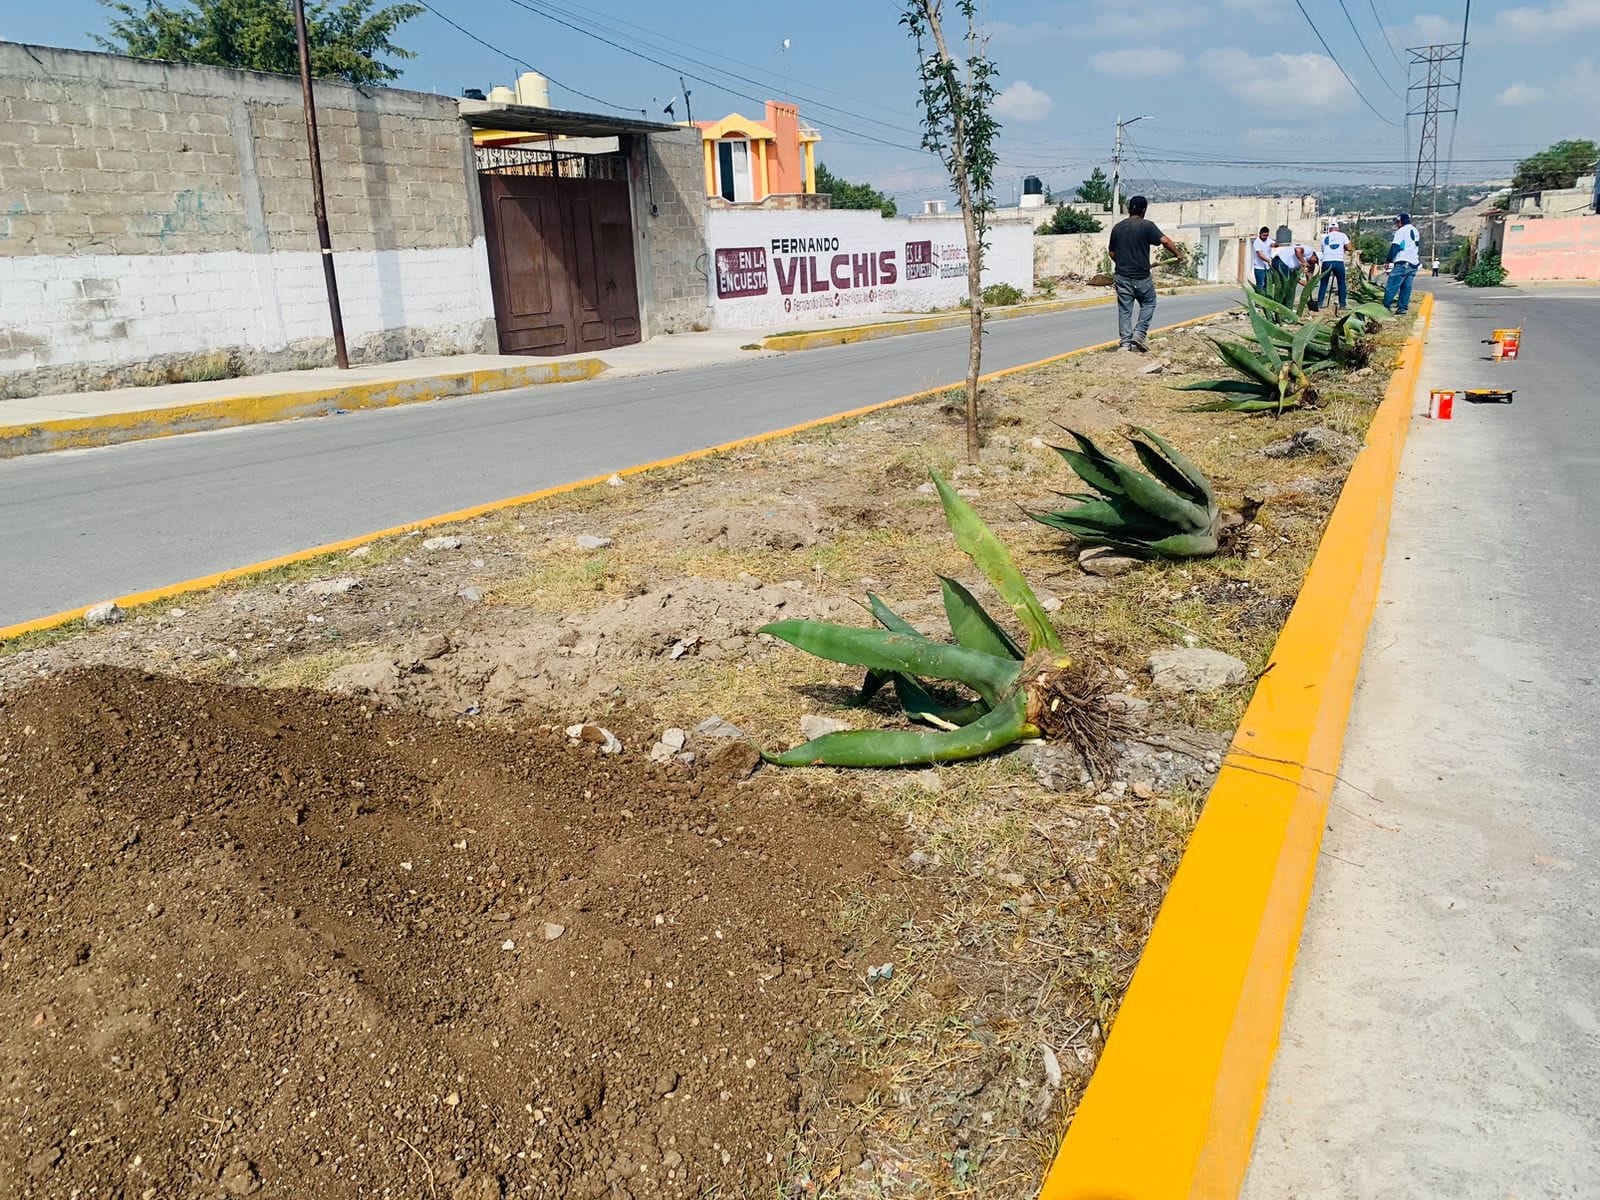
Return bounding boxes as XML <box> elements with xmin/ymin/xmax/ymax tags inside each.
<box><xmin>1111</xmin><ymin>114</ymin><xmax>1149</xmax><ymax>216</ymax></box>
<box><xmin>1406</xmin><ymin>2</ymin><xmax>1469</xmax><ymax>263</ymax></box>
<box><xmin>293</xmin><ymin>0</ymin><xmax>349</xmax><ymax>370</ymax></box>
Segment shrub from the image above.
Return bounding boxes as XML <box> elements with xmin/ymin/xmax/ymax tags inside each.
<box><xmin>981</xmin><ymin>282</ymin><xmax>1025</xmax><ymax>307</ymax></box>
<box><xmin>1038</xmin><ymin>204</ymin><xmax>1103</xmax><ymax>235</ymax></box>
<box><xmin>1463</xmin><ymin>251</ymin><xmax>1507</xmax><ymax>288</ymax></box>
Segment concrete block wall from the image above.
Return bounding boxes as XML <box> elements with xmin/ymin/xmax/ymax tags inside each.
<box><xmin>0</xmin><ymin>43</ymin><xmax>495</xmax><ymax>398</ymax></box>
<box><xmin>637</xmin><ymin>129</ymin><xmax>711</xmax><ymax>335</ymax></box>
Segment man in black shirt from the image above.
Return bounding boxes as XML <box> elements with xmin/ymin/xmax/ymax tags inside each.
<box><xmin>1108</xmin><ymin>196</ymin><xmax>1184</xmax><ymax>352</ymax></box>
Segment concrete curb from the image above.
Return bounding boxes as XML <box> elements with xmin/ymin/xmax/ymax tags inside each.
<box><xmin>0</xmin><ymin>310</ymin><xmax>1226</xmax><ymax>644</ymax></box>
<box><xmin>1038</xmin><ymin>290</ymin><xmax>1436</xmax><ymax>1200</ymax></box>
<box><xmin>759</xmin><ymin>285</ymin><xmax>1228</xmax><ymax>352</ymax></box>
<box><xmin>0</xmin><ymin>357</ymin><xmax>607</xmax><ymax>459</ymax></box>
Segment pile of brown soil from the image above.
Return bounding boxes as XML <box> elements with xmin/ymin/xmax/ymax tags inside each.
<box><xmin>0</xmin><ymin>668</ymin><xmax>910</xmax><ymax>1198</ymax></box>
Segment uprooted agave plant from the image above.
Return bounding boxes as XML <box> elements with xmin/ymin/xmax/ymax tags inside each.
<box><xmin>1028</xmin><ymin>427</ymin><xmax>1222</xmax><ymax>559</ymax></box>
<box><xmin>1245</xmin><ymin>288</ymin><xmax>1389</xmax><ymax>368</ymax></box>
<box><xmin>758</xmin><ymin>472</ymin><xmax>1118</xmax><ymax>769</ymax></box>
<box><xmin>1178</xmin><ymin>291</ymin><xmax>1335</xmax><ymax>415</ymax></box>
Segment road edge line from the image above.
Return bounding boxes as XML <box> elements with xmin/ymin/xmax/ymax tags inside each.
<box><xmin>0</xmin><ymin>358</ymin><xmax>607</xmax><ymax>459</ymax></box>
<box><xmin>0</xmin><ymin>309</ymin><xmax>1226</xmax><ymax>643</ymax></box>
<box><xmin>1038</xmin><ymin>290</ymin><xmax>1436</xmax><ymax>1200</ymax></box>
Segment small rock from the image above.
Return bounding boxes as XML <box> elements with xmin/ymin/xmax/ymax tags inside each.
<box><xmin>999</xmin><ymin>871</ymin><xmax>1027</xmax><ymax>888</ymax></box>
<box><xmin>1017</xmin><ymin>742</ymin><xmax>1092</xmax><ymax>792</ymax></box>
<box><xmin>85</xmin><ymin>601</ymin><xmax>125</xmax><ymax>627</ymax></box>
<box><xmin>1079</xmin><ymin>547</ymin><xmax>1141</xmax><ymax>578</ymax></box>
<box><xmin>348</xmin><ymin>544</ymin><xmax>372</xmax><ymax>558</ymax></box>
<box><xmin>692</xmin><ymin>716</ymin><xmax>745</xmax><ymax>740</ymax></box>
<box><xmin>957</xmin><ymin>487</ymin><xmax>980</xmax><ymax>498</ymax></box>
<box><xmin>422</xmin><ymin>535</ymin><xmax>463</xmax><ymax>551</ymax></box>
<box><xmin>606</xmin><ymin>473</ymin><xmax>625</xmax><ymax>486</ymax></box>
<box><xmin>542</xmin><ymin>922</ymin><xmax>566</xmax><ymax>941</ymax></box>
<box><xmin>953</xmin><ymin>465</ymin><xmax>984</xmax><ymax>479</ymax></box>
<box><xmin>445</xmin><ymin>1091</ymin><xmax>461</xmax><ymax>1107</ymax></box>
<box><xmin>800</xmin><ymin>714</ymin><xmax>852</xmax><ymax>740</ymax></box>
<box><xmin>675</xmin><ymin>751</ymin><xmax>697</xmax><ymax>767</ymax></box>
<box><xmin>911</xmin><ymin>769</ymin><xmax>943</xmax><ymax>793</ymax></box>
<box><xmin>575</xmin><ymin>534</ymin><xmax>613</xmax><ymax>551</ymax></box>
<box><xmin>908</xmin><ymin>849</ymin><xmax>933</xmax><ymax>870</ymax></box>
<box><xmin>501</xmin><ymin>939</ymin><xmax>516</xmax><ymax>951</ymax></box>
<box><xmin>867</xmin><ymin>962</ymin><xmax>894</xmax><ymax>982</ymax></box>
<box><xmin>736</xmin><ymin>571</ymin><xmax>763</xmax><ymax>588</ymax></box>
<box><xmin>1148</xmin><ymin>647</ymin><xmax>1249</xmax><ymax>693</ymax></box>
<box><xmin>1261</xmin><ymin>425</ymin><xmax>1358</xmax><ymax>461</ymax></box>
<box><xmin>219</xmin><ymin>1158</ymin><xmax>261</xmax><ymax>1196</ymax></box>
<box><xmin>660</xmin><ymin>728</ymin><xmax>688</xmax><ymax>752</ymax></box>
<box><xmin>1027</xmin><ymin>437</ymin><xmax>1048</xmax><ymax>450</ymax></box>
<box><xmin>915</xmin><ymin>481</ymin><xmax>936</xmax><ymax>495</ymax></box>
<box><xmin>168</xmin><ymin>607</ymin><xmax>187</xmax><ymax>618</ymax></box>
<box><xmin>1138</xmin><ymin>359</ymin><xmax>1171</xmax><ymax>375</ymax></box>
<box><xmin>27</xmin><ymin>1146</ymin><xmax>62</xmax><ymax>1176</ymax></box>
<box><xmin>654</xmin><ymin>1071</ymin><xmax>680</xmax><ymax>1096</ymax></box>
<box><xmin>1040</xmin><ymin>594</ymin><xmax>1064</xmax><ymax>612</ymax></box>
<box><xmin>417</xmin><ymin>633</ymin><xmax>451</xmax><ymax>661</ymax></box>
<box><xmin>305</xmin><ymin>576</ymin><xmax>361</xmax><ymax>596</ymax></box>
<box><xmin>457</xmin><ymin>586</ymin><xmax>484</xmax><ymax>603</ymax></box>
<box><xmin>566</xmin><ymin>724</ymin><xmax>623</xmax><ymax>754</ymax></box>
<box><xmin>1132</xmin><ymin>780</ymin><xmax>1157</xmax><ymax>799</ymax></box>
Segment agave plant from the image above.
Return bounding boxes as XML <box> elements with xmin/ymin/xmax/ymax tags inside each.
<box><xmin>1255</xmin><ymin>265</ymin><xmax>1321</xmax><ymax>317</ymax></box>
<box><xmin>758</xmin><ymin>472</ymin><xmax>1109</xmax><ymax>768</ymax></box>
<box><xmin>1178</xmin><ymin>292</ymin><xmax>1334</xmax><ymax>414</ymax></box>
<box><xmin>1244</xmin><ymin>289</ymin><xmax>1389</xmax><ymax>367</ymax></box>
<box><xmin>1028</xmin><ymin>427</ymin><xmax>1220</xmax><ymax>559</ymax></box>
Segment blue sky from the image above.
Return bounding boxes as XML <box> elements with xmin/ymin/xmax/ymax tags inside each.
<box><xmin>7</xmin><ymin>0</ymin><xmax>1598</xmax><ymax>201</ymax></box>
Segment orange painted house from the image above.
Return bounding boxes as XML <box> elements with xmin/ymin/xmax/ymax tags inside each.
<box><xmin>697</xmin><ymin>102</ymin><xmax>820</xmax><ymax>203</ymax></box>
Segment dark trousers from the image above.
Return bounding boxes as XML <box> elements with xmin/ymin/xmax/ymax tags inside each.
<box><xmin>1316</xmin><ymin>261</ymin><xmax>1348</xmax><ymax>308</ymax></box>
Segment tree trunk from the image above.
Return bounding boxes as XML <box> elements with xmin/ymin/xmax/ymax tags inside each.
<box><xmin>922</xmin><ymin>1</ymin><xmax>983</xmax><ymax>464</ymax></box>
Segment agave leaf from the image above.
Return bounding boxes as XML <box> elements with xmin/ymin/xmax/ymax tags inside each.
<box><xmin>760</xmin><ymin>620</ymin><xmax>1021</xmax><ymax>706</ymax></box>
<box><xmin>1133</xmin><ymin>426</ymin><xmax>1215</xmax><ymax>508</ymax></box>
<box><xmin>1051</xmin><ymin>445</ymin><xmax>1126</xmax><ymax>497</ymax></box>
<box><xmin>1291</xmin><ymin>317</ymin><xmax>1323</xmax><ymax>365</ymax></box>
<box><xmin>1096</xmin><ymin>457</ymin><xmax>1210</xmax><ymax>531</ymax></box>
<box><xmin>1245</xmin><ymin>298</ymin><xmax>1285</xmax><ymax>366</ymax></box>
<box><xmin>1027</xmin><ymin>500</ymin><xmax>1171</xmax><ymax>540</ymax></box>
<box><xmin>1247</xmin><ymin>290</ymin><xmax>1303</xmax><ymax>325</ymax></box>
<box><xmin>891</xmin><ymin>673</ymin><xmax>990</xmax><ymax>728</ymax></box>
<box><xmin>931</xmin><ymin>472</ymin><xmax>1062</xmax><ymax>653</ymax></box>
<box><xmin>1144</xmin><ymin>530</ymin><xmax>1221</xmax><ymax>557</ymax></box>
<box><xmin>1185</xmin><ymin>396</ymin><xmax>1295</xmax><ymax>414</ymax></box>
<box><xmin>1304</xmin><ymin>359</ymin><xmax>1340</xmax><ymax>374</ymax></box>
<box><xmin>1213</xmin><ymin>339</ymin><xmax>1279</xmax><ymax>387</ymax></box>
<box><xmin>1130</xmin><ymin>438</ymin><xmax>1207</xmax><ymax>505</ymax></box>
<box><xmin>866</xmin><ymin>591</ymin><xmax>924</xmax><ymax>637</ymax></box>
<box><xmin>939</xmin><ymin>576</ymin><xmax>1024</xmax><ymax>661</ymax></box>
<box><xmin>762</xmin><ymin>692</ymin><xmax>1036</xmax><ymax>768</ymax></box>
<box><xmin>1173</xmin><ymin>379</ymin><xmax>1274</xmax><ymax>395</ymax></box>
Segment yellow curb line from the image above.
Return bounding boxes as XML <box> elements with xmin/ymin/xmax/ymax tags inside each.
<box><xmin>0</xmin><ymin>358</ymin><xmax>607</xmax><ymax>459</ymax></box>
<box><xmin>758</xmin><ymin>286</ymin><xmax>1229</xmax><ymax>352</ymax></box>
<box><xmin>0</xmin><ymin>308</ymin><xmax>1228</xmax><ymax>644</ymax></box>
<box><xmin>1039</xmin><ymin>290</ymin><xmax>1436</xmax><ymax>1200</ymax></box>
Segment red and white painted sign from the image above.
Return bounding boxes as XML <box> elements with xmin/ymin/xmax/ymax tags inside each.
<box><xmin>705</xmin><ymin>209</ymin><xmax>1032</xmax><ymax>329</ymax></box>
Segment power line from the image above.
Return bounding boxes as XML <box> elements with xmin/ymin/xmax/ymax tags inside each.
<box><xmin>1288</xmin><ymin>0</ymin><xmax>1401</xmax><ymax>125</ymax></box>
<box><xmin>416</xmin><ymin>0</ymin><xmax>642</xmax><ymax>114</ymax></box>
<box><xmin>1368</xmin><ymin>0</ymin><xmax>1406</xmax><ymax>66</ymax></box>
<box><xmin>510</xmin><ymin>0</ymin><xmax>924</xmax><ymax>138</ymax></box>
<box><xmin>499</xmin><ymin>0</ymin><xmax>931</xmax><ymax>154</ymax></box>
<box><xmin>1335</xmin><ymin>0</ymin><xmax>1403</xmax><ymax>98</ymax></box>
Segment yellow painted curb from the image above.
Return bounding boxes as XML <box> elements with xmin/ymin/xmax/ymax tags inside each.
<box><xmin>1039</xmin><ymin>290</ymin><xmax>1436</xmax><ymax>1200</ymax></box>
<box><xmin>0</xmin><ymin>358</ymin><xmax>607</xmax><ymax>458</ymax></box>
<box><xmin>0</xmin><ymin>310</ymin><xmax>1227</xmax><ymax>644</ymax></box>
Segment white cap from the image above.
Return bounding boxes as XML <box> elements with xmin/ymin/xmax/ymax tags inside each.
<box><xmin>1328</xmin><ymin>219</ymin><xmax>1340</xmax><ymax>229</ymax></box>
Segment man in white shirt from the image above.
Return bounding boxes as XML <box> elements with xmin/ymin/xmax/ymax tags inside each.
<box><xmin>1251</xmin><ymin>225</ymin><xmax>1273</xmax><ymax>291</ymax></box>
<box><xmin>1314</xmin><ymin>220</ymin><xmax>1352</xmax><ymax>310</ymax></box>
<box><xmin>1383</xmin><ymin>211</ymin><xmax>1421</xmax><ymax>315</ymax></box>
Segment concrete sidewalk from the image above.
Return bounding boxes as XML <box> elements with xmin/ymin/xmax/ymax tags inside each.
<box><xmin>1243</xmin><ymin>286</ymin><xmax>1600</xmax><ymax>1196</ymax></box>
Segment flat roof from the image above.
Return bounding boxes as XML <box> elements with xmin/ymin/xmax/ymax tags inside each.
<box><xmin>458</xmin><ymin>100</ymin><xmax>681</xmax><ymax>138</ymax></box>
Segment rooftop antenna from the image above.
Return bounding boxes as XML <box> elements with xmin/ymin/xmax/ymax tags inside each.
<box><xmin>679</xmin><ymin>75</ymin><xmax>693</xmax><ymax>125</ymax></box>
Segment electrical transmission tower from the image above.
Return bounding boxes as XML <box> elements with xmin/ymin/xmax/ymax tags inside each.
<box><xmin>1406</xmin><ymin>42</ymin><xmax>1464</xmax><ymax>258</ymax></box>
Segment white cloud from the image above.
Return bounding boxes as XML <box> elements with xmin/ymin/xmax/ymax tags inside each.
<box><xmin>993</xmin><ymin>81</ymin><xmax>1055</xmax><ymax>121</ymax></box>
<box><xmin>1091</xmin><ymin>48</ymin><xmax>1185</xmax><ymax>78</ymax></box>
<box><xmin>1198</xmin><ymin>49</ymin><xmax>1356</xmax><ymax>110</ymax></box>
<box><xmin>1568</xmin><ymin>57</ymin><xmax>1600</xmax><ymax>100</ymax></box>
<box><xmin>1495</xmin><ymin>81</ymin><xmax>1546</xmax><ymax>105</ymax></box>
<box><xmin>1494</xmin><ymin>0</ymin><xmax>1600</xmax><ymax>36</ymax></box>
<box><xmin>1092</xmin><ymin>4</ymin><xmax>1206</xmax><ymax>36</ymax></box>
<box><xmin>1397</xmin><ymin>12</ymin><xmax>1462</xmax><ymax>41</ymax></box>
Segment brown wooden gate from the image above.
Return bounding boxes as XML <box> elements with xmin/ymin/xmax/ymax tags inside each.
<box><xmin>479</xmin><ymin>174</ymin><xmax>641</xmax><ymax>355</ymax></box>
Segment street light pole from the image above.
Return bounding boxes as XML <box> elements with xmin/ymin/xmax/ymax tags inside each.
<box><xmin>1111</xmin><ymin>114</ymin><xmax>1149</xmax><ymax>217</ymax></box>
<box><xmin>292</xmin><ymin>0</ymin><xmax>349</xmax><ymax>370</ymax></box>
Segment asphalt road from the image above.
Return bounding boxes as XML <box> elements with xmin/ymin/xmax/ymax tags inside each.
<box><xmin>1244</xmin><ymin>284</ymin><xmax>1600</xmax><ymax>1196</ymax></box>
<box><xmin>0</xmin><ymin>290</ymin><xmax>1233</xmax><ymax>625</ymax></box>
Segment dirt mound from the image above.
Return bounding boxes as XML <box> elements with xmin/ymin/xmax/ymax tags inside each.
<box><xmin>644</xmin><ymin>501</ymin><xmax>824</xmax><ymax>552</ymax></box>
<box><xmin>328</xmin><ymin>579</ymin><xmax>854</xmax><ymax>716</ymax></box>
<box><xmin>0</xmin><ymin>667</ymin><xmax>909</xmax><ymax>1198</ymax></box>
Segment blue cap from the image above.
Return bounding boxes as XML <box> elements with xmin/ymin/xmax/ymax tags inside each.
<box><xmin>1398</xmin><ymin>211</ymin><xmax>1411</xmax><ymax>223</ymax></box>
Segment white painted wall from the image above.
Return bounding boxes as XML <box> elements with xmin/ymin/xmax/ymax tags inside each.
<box><xmin>705</xmin><ymin>208</ymin><xmax>1033</xmax><ymax>329</ymax></box>
<box><xmin>0</xmin><ymin>241</ymin><xmax>496</xmax><ymax>375</ymax></box>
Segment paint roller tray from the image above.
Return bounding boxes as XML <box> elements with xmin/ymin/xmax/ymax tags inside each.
<box><xmin>1462</xmin><ymin>389</ymin><xmax>1515</xmax><ymax>404</ymax></box>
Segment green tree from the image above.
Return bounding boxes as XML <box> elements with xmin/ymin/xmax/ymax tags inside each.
<box><xmin>1510</xmin><ymin>138</ymin><xmax>1599</xmax><ymax>192</ymax></box>
<box><xmin>1039</xmin><ymin>204</ymin><xmax>1101</xmax><ymax>234</ymax></box>
<box><xmin>812</xmin><ymin>163</ymin><xmax>898</xmax><ymax>217</ymax></box>
<box><xmin>95</xmin><ymin>0</ymin><xmax>423</xmax><ymax>87</ymax></box>
<box><xmin>1075</xmin><ymin>166</ymin><xmax>1112</xmax><ymax>209</ymax></box>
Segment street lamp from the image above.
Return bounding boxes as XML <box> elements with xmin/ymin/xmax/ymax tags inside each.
<box><xmin>1112</xmin><ymin>113</ymin><xmax>1151</xmax><ymax>216</ymax></box>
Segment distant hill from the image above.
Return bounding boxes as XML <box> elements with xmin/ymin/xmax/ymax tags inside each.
<box><xmin>1113</xmin><ymin>174</ymin><xmax>1503</xmax><ymax>214</ymax></box>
